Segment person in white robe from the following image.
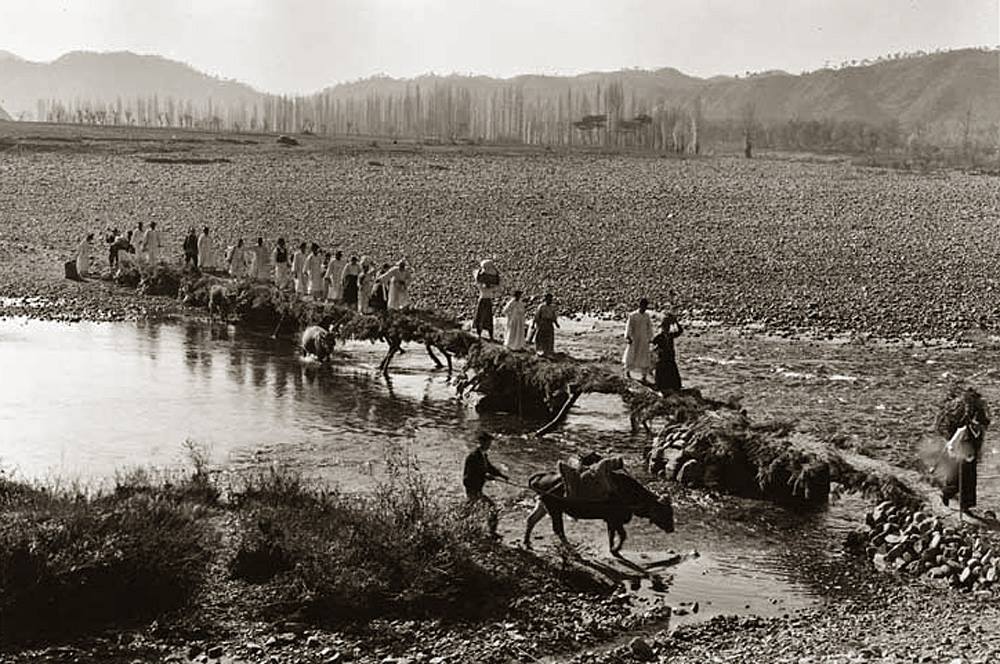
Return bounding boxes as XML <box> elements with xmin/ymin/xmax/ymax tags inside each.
<box><xmin>76</xmin><ymin>233</ymin><xmax>93</xmax><ymax>278</ymax></box>
<box><xmin>357</xmin><ymin>257</ymin><xmax>372</xmax><ymax>313</ymax></box>
<box><xmin>197</xmin><ymin>227</ymin><xmax>215</xmax><ymax>270</ymax></box>
<box><xmin>377</xmin><ymin>260</ymin><xmax>412</xmax><ymax>310</ymax></box>
<box><xmin>272</xmin><ymin>238</ymin><xmax>290</xmax><ymax>288</ymax></box>
<box><xmin>622</xmin><ymin>297</ymin><xmax>653</xmax><ymax>382</ymax></box>
<box><xmin>228</xmin><ymin>239</ymin><xmax>248</xmax><ymax>278</ymax></box>
<box><xmin>291</xmin><ymin>242</ymin><xmax>307</xmax><ymax>295</ymax></box>
<box><xmin>131</xmin><ymin>222</ymin><xmax>145</xmax><ymax>260</ymax></box>
<box><xmin>143</xmin><ymin>222</ymin><xmax>161</xmax><ymax>265</ymax></box>
<box><xmin>305</xmin><ymin>244</ymin><xmax>325</xmax><ymax>299</ymax></box>
<box><xmin>324</xmin><ymin>250</ymin><xmax>346</xmax><ymax>302</ymax></box>
<box><xmin>502</xmin><ymin>290</ymin><xmax>527</xmax><ymax>350</ymax></box>
<box><xmin>248</xmin><ymin>237</ymin><xmax>267</xmax><ymax>280</ymax></box>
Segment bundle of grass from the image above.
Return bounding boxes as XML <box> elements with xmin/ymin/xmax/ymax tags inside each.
<box><xmin>625</xmin><ymin>388</ymin><xmax>741</xmax><ymax>433</ymax></box>
<box><xmin>656</xmin><ymin>410</ymin><xmax>832</xmax><ymax>507</ymax></box>
<box><xmin>0</xmin><ymin>475</ymin><xmax>216</xmax><ymax>644</ymax></box>
<box><xmin>828</xmin><ymin>456</ymin><xmax>922</xmax><ymax>509</ymax></box>
<box><xmin>935</xmin><ymin>383</ymin><xmax>991</xmax><ymax>438</ymax></box>
<box><xmin>112</xmin><ymin>261</ymin><xmax>142</xmax><ymax>288</ymax></box>
<box><xmin>227</xmin><ymin>462</ymin><xmax>589</xmax><ymax>623</ymax></box>
<box><xmin>137</xmin><ymin>262</ymin><xmax>186</xmax><ymax>297</ymax></box>
<box><xmin>458</xmin><ymin>343</ymin><xmax>628</xmax><ymax>419</ymax></box>
<box><xmin>176</xmin><ymin>269</ymin><xmax>227</xmax><ymax>308</ymax></box>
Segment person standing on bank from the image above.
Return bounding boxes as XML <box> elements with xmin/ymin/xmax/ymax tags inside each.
<box><xmin>143</xmin><ymin>221</ymin><xmax>161</xmax><ymax>265</ymax></box>
<box><xmin>131</xmin><ymin>221</ymin><xmax>145</xmax><ymax>259</ymax></box>
<box><xmin>623</xmin><ymin>298</ymin><xmax>654</xmax><ymax>382</ymax></box>
<box><xmin>197</xmin><ymin>227</ymin><xmax>215</xmax><ymax>270</ymax></box>
<box><xmin>272</xmin><ymin>238</ymin><xmax>290</xmax><ymax>288</ymax></box>
<box><xmin>291</xmin><ymin>242</ymin><xmax>307</xmax><ymax>296</ymax></box>
<box><xmin>528</xmin><ymin>293</ymin><xmax>559</xmax><ymax>356</ymax></box>
<box><xmin>183</xmin><ymin>228</ymin><xmax>198</xmax><ymax>266</ymax></box>
<box><xmin>357</xmin><ymin>257</ymin><xmax>372</xmax><ymax>313</ymax></box>
<box><xmin>651</xmin><ymin>313</ymin><xmax>684</xmax><ymax>392</ymax></box>
<box><xmin>369</xmin><ymin>262</ymin><xmax>391</xmax><ymax>312</ymax></box>
<box><xmin>325</xmin><ymin>250</ymin><xmax>346</xmax><ymax>302</ymax></box>
<box><xmin>306</xmin><ymin>243</ymin><xmax>325</xmax><ymax>299</ymax></box>
<box><xmin>502</xmin><ymin>290</ymin><xmax>527</xmax><ymax>350</ymax></box>
<box><xmin>474</xmin><ymin>260</ymin><xmax>501</xmax><ymax>340</ymax></box>
<box><xmin>377</xmin><ymin>259</ymin><xmax>412</xmax><ymax>310</ymax></box>
<box><xmin>462</xmin><ymin>431</ymin><xmax>508</xmax><ymax>537</ymax></box>
<box><xmin>341</xmin><ymin>255</ymin><xmax>361</xmax><ymax>308</ymax></box>
<box><xmin>76</xmin><ymin>233</ymin><xmax>93</xmax><ymax>278</ymax></box>
<box><xmin>228</xmin><ymin>238</ymin><xmax>248</xmax><ymax>278</ymax></box>
<box><xmin>249</xmin><ymin>237</ymin><xmax>267</xmax><ymax>280</ymax></box>
<box><xmin>941</xmin><ymin>418</ymin><xmax>988</xmax><ymax>514</ymax></box>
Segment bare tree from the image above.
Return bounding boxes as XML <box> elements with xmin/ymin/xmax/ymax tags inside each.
<box><xmin>743</xmin><ymin>101</ymin><xmax>756</xmax><ymax>159</ymax></box>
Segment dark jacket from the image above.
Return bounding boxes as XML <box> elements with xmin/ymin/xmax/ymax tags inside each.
<box><xmin>463</xmin><ymin>448</ymin><xmax>506</xmax><ymax>495</ymax></box>
<box><xmin>183</xmin><ymin>234</ymin><xmax>198</xmax><ymax>258</ymax></box>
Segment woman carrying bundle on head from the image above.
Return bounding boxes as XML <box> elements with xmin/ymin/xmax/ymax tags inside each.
<box><xmin>936</xmin><ymin>386</ymin><xmax>991</xmax><ymax>515</ymax></box>
<box><xmin>474</xmin><ymin>260</ymin><xmax>501</xmax><ymax>340</ymax></box>
<box><xmin>651</xmin><ymin>312</ymin><xmax>684</xmax><ymax>392</ymax></box>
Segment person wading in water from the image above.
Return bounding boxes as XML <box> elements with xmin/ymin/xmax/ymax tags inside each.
<box><xmin>462</xmin><ymin>432</ymin><xmax>508</xmax><ymax>537</ymax></box>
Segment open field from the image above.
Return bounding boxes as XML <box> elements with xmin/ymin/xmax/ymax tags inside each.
<box><xmin>1</xmin><ymin>122</ymin><xmax>999</xmax><ymax>339</ymax></box>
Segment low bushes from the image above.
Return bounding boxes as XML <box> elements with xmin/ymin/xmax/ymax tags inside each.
<box><xmin>228</xmin><ymin>460</ymin><xmax>523</xmax><ymax>622</ymax></box>
<box><xmin>0</xmin><ymin>473</ymin><xmax>217</xmax><ymax>644</ymax></box>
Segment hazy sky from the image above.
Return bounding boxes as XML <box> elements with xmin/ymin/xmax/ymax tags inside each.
<box><xmin>0</xmin><ymin>0</ymin><xmax>996</xmax><ymax>94</ymax></box>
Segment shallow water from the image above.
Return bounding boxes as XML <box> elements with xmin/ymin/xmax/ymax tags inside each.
<box><xmin>0</xmin><ymin>317</ymin><xmax>873</xmax><ymax>623</ymax></box>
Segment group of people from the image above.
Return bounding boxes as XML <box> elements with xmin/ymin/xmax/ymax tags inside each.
<box><xmin>74</xmin><ymin>222</ymin><xmax>164</xmax><ymax>278</ymax></box>
<box><xmin>181</xmin><ymin>228</ymin><xmax>413</xmax><ymax>314</ymax></box>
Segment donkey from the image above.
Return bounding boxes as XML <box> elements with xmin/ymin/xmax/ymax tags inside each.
<box><xmin>523</xmin><ymin>470</ymin><xmax>674</xmax><ymax>556</ymax></box>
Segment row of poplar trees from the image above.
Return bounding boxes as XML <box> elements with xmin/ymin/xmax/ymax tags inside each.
<box><xmin>36</xmin><ymin>79</ymin><xmax>705</xmax><ymax>154</ymax></box>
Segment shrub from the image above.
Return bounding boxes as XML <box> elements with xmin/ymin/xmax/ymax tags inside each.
<box><xmin>0</xmin><ymin>477</ymin><xmax>216</xmax><ymax>644</ymax></box>
<box><xmin>228</xmin><ymin>458</ymin><xmax>514</xmax><ymax>622</ymax></box>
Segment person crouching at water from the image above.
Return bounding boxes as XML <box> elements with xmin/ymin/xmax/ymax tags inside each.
<box><xmin>651</xmin><ymin>313</ymin><xmax>684</xmax><ymax>392</ymax></box>
<box><xmin>623</xmin><ymin>298</ymin><xmax>653</xmax><ymax>383</ymax></box>
<box><xmin>474</xmin><ymin>259</ymin><xmax>501</xmax><ymax>340</ymax></box>
<box><xmin>502</xmin><ymin>290</ymin><xmax>527</xmax><ymax>350</ymax></box>
<box><xmin>76</xmin><ymin>233</ymin><xmax>93</xmax><ymax>278</ymax></box>
<box><xmin>291</xmin><ymin>242</ymin><xmax>307</xmax><ymax>295</ymax></box>
<box><xmin>462</xmin><ymin>431</ymin><xmax>508</xmax><ymax>536</ymax></box>
<box><xmin>183</xmin><ymin>228</ymin><xmax>198</xmax><ymax>266</ymax></box>
<box><xmin>272</xmin><ymin>238</ymin><xmax>290</xmax><ymax>288</ymax></box>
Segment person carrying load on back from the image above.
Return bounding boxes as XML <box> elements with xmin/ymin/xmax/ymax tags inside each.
<box><xmin>558</xmin><ymin>454</ymin><xmax>625</xmax><ymax>501</ymax></box>
<box><xmin>462</xmin><ymin>431</ymin><xmax>508</xmax><ymax>536</ymax></box>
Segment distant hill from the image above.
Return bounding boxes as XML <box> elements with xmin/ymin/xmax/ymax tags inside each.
<box><xmin>0</xmin><ymin>50</ymin><xmax>262</xmax><ymax>121</ymax></box>
<box><xmin>0</xmin><ymin>48</ymin><xmax>995</xmax><ymax>144</ymax></box>
<box><xmin>0</xmin><ymin>102</ymin><xmax>10</xmax><ymax>121</ymax></box>
<box><xmin>315</xmin><ymin>48</ymin><xmax>998</xmax><ymax>133</ymax></box>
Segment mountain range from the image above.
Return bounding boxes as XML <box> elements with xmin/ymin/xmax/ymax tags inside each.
<box><xmin>0</xmin><ymin>47</ymin><xmax>996</xmax><ymax>136</ymax></box>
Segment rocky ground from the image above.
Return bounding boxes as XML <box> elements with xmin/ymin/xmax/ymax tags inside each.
<box><xmin>5</xmin><ymin>126</ymin><xmax>1000</xmax><ymax>662</ymax></box>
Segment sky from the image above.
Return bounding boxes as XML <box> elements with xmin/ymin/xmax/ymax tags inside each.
<box><xmin>0</xmin><ymin>0</ymin><xmax>996</xmax><ymax>94</ymax></box>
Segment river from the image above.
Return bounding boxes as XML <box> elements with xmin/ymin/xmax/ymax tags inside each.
<box><xmin>0</xmin><ymin>316</ymin><xmax>882</xmax><ymax>625</ymax></box>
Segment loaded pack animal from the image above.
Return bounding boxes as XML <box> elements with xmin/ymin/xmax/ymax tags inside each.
<box><xmin>523</xmin><ymin>463</ymin><xmax>674</xmax><ymax>556</ymax></box>
<box><xmin>301</xmin><ymin>324</ymin><xmax>336</xmax><ymax>361</ymax></box>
